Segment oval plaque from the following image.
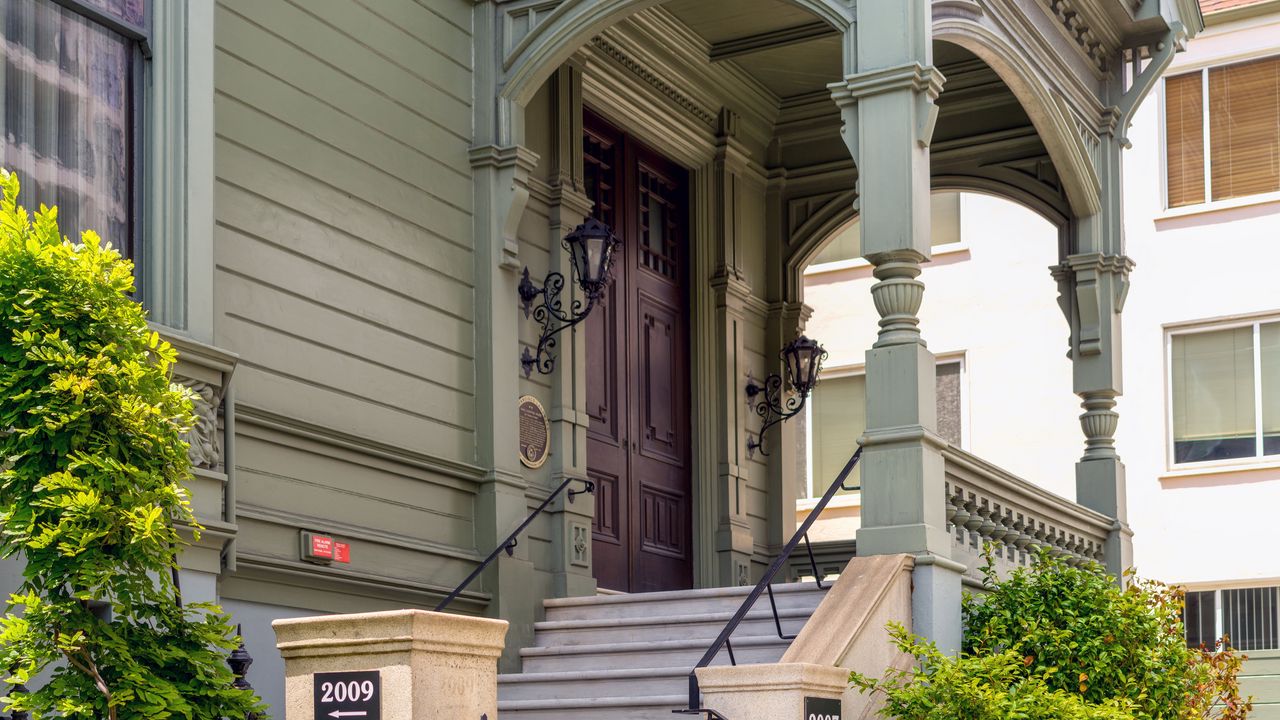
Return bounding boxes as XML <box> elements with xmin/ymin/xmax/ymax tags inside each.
<box><xmin>518</xmin><ymin>395</ymin><xmax>550</xmax><ymax>469</ymax></box>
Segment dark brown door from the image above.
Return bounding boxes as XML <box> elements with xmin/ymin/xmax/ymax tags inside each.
<box><xmin>583</xmin><ymin>111</ymin><xmax>693</xmax><ymax>593</ymax></box>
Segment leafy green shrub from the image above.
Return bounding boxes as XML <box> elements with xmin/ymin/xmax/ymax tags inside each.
<box><xmin>851</xmin><ymin>624</ymin><xmax>1136</xmax><ymax>720</ymax></box>
<box><xmin>0</xmin><ymin>170</ymin><xmax>265</xmax><ymax>719</ymax></box>
<box><xmin>853</xmin><ymin>551</ymin><xmax>1251</xmax><ymax>720</ymax></box>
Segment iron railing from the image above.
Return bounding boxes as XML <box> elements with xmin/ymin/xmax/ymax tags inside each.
<box><xmin>676</xmin><ymin>446</ymin><xmax>862</xmax><ymax>718</ymax></box>
<box><xmin>435</xmin><ymin>476</ymin><xmax>595</xmax><ymax>613</ymax></box>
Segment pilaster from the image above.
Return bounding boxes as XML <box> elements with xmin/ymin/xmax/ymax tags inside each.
<box><xmin>543</xmin><ymin>62</ymin><xmax>597</xmax><ymax>601</ymax></box>
<box><xmin>471</xmin><ymin>139</ymin><xmax>540</xmax><ymax>670</ymax></box>
<box><xmin>832</xmin><ymin>0</ymin><xmax>960</xmax><ymax>652</ymax></box>
<box><xmin>706</xmin><ymin>111</ymin><xmax>761</xmax><ymax>585</ymax></box>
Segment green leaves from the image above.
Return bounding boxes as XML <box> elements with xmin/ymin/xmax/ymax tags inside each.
<box><xmin>854</xmin><ymin>551</ymin><xmax>1252</xmax><ymax>720</ymax></box>
<box><xmin>0</xmin><ymin>170</ymin><xmax>266</xmax><ymax>719</ymax></box>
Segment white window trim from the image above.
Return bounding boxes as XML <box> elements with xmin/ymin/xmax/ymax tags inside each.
<box><xmin>801</xmin><ymin>352</ymin><xmax>967</xmax><ymax>500</ymax></box>
<box><xmin>1160</xmin><ymin>52</ymin><xmax>1280</xmax><ymax>213</ymax></box>
<box><xmin>1164</xmin><ymin>315</ymin><xmax>1280</xmax><ymax>473</ymax></box>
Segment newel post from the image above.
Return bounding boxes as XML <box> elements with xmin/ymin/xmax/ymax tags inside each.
<box><xmin>274</xmin><ymin>610</ymin><xmax>508</xmax><ymax>720</ymax></box>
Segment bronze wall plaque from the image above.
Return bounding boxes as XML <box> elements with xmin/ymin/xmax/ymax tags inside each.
<box><xmin>518</xmin><ymin>395</ymin><xmax>550</xmax><ymax>469</ymax></box>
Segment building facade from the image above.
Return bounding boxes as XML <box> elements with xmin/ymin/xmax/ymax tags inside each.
<box><xmin>803</xmin><ymin>1</ymin><xmax>1280</xmax><ymax>712</ymax></box>
<box><xmin>0</xmin><ymin>0</ymin><xmax>1205</xmax><ymax>714</ymax></box>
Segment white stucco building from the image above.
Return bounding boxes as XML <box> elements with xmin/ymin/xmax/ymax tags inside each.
<box><xmin>803</xmin><ymin>0</ymin><xmax>1280</xmax><ymax>709</ymax></box>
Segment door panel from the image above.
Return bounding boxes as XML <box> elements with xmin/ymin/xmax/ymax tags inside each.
<box><xmin>585</xmin><ymin>111</ymin><xmax>692</xmax><ymax>592</ymax></box>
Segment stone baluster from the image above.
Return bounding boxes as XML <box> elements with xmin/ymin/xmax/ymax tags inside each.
<box><xmin>950</xmin><ymin>487</ymin><xmax>971</xmax><ymax>542</ymax></box>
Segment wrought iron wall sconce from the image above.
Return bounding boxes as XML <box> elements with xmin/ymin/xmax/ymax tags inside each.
<box><xmin>518</xmin><ymin>218</ymin><xmax>622</xmax><ymax>377</ymax></box>
<box><xmin>746</xmin><ymin>335</ymin><xmax>828</xmax><ymax>457</ymax></box>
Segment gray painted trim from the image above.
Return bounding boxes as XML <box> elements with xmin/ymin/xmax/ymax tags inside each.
<box><xmin>143</xmin><ymin>0</ymin><xmax>215</xmax><ymax>340</ymax></box>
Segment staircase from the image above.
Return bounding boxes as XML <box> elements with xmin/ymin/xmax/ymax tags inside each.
<box><xmin>497</xmin><ymin>582</ymin><xmax>828</xmax><ymax>720</ymax></box>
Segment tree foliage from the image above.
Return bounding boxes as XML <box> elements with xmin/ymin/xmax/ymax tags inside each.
<box><xmin>853</xmin><ymin>552</ymin><xmax>1251</xmax><ymax>720</ymax></box>
<box><xmin>0</xmin><ymin>170</ymin><xmax>265</xmax><ymax>719</ymax></box>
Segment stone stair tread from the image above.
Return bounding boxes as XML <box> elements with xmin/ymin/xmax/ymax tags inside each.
<box><xmin>519</xmin><ymin>633</ymin><xmax>789</xmax><ymax>658</ymax></box>
<box><xmin>499</xmin><ymin>666</ymin><xmax>691</xmax><ymax>684</ymax></box>
<box><xmin>542</xmin><ymin>581</ymin><xmax>822</xmax><ymax>608</ymax></box>
<box><xmin>497</xmin><ymin>693</ymin><xmax>690</xmax><ymax>710</ymax></box>
<box><xmin>532</xmin><ymin>605</ymin><xmax>815</xmax><ymax>632</ymax></box>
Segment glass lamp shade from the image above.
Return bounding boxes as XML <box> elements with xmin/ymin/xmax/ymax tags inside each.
<box><xmin>783</xmin><ymin>335</ymin><xmax>827</xmax><ymax>394</ymax></box>
<box><xmin>566</xmin><ymin>218</ymin><xmax>620</xmax><ymax>295</ymax></box>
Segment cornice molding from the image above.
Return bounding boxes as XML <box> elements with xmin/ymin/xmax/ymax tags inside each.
<box><xmin>1039</xmin><ymin>0</ymin><xmax>1119</xmax><ymax>72</ymax></box>
<box><xmin>589</xmin><ymin>34</ymin><xmax>716</xmax><ymax>126</ymax></box>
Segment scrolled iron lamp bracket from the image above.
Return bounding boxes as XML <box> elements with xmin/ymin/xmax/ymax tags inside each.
<box><xmin>518</xmin><ymin>218</ymin><xmax>622</xmax><ymax>377</ymax></box>
<box><xmin>745</xmin><ymin>335</ymin><xmax>828</xmax><ymax>458</ymax></box>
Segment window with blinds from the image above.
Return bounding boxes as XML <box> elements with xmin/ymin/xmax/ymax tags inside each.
<box><xmin>807</xmin><ymin>361</ymin><xmax>963</xmax><ymax>498</ymax></box>
<box><xmin>1</xmin><ymin>0</ymin><xmax>147</xmax><ymax>257</ymax></box>
<box><xmin>1164</xmin><ymin>55</ymin><xmax>1280</xmax><ymax>208</ymax></box>
<box><xmin>1169</xmin><ymin>320</ymin><xmax>1280</xmax><ymax>464</ymax></box>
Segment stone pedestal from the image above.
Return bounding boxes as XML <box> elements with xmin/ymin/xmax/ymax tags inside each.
<box><xmin>696</xmin><ymin>663</ymin><xmax>849</xmax><ymax>720</ymax></box>
<box><xmin>274</xmin><ymin>609</ymin><xmax>508</xmax><ymax>720</ymax></box>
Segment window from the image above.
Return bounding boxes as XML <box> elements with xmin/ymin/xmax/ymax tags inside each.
<box><xmin>1164</xmin><ymin>55</ymin><xmax>1280</xmax><ymax>208</ymax></box>
<box><xmin>1</xmin><ymin>0</ymin><xmax>149</xmax><ymax>259</ymax></box>
<box><xmin>1183</xmin><ymin>586</ymin><xmax>1280</xmax><ymax>651</ymax></box>
<box><xmin>1168</xmin><ymin>320</ymin><xmax>1280</xmax><ymax>465</ymax></box>
<box><xmin>809</xmin><ymin>192</ymin><xmax>963</xmax><ymax>266</ymax></box>
<box><xmin>806</xmin><ymin>360</ymin><xmax>963</xmax><ymax>498</ymax></box>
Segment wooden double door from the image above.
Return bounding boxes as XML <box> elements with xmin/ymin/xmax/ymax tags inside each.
<box><xmin>582</xmin><ymin>111</ymin><xmax>693</xmax><ymax>593</ymax></box>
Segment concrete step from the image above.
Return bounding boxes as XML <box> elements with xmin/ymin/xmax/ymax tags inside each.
<box><xmin>542</xmin><ymin>582</ymin><xmax>827</xmax><ymax>622</ymax></box>
<box><xmin>498</xmin><ymin>667</ymin><xmax>691</xmax><ymax>702</ymax></box>
<box><xmin>496</xmin><ymin>694</ymin><xmax>691</xmax><ymax>720</ymax></box>
<box><xmin>531</xmin><ymin>605</ymin><xmax>815</xmax><ymax>647</ymax></box>
<box><xmin>520</xmin><ymin>634</ymin><xmax>790</xmax><ymax>672</ymax></box>
<box><xmin>498</xmin><ymin>582</ymin><xmax>828</xmax><ymax>720</ymax></box>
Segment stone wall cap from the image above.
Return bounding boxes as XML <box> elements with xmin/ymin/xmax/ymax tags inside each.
<box><xmin>696</xmin><ymin>662</ymin><xmax>848</xmax><ymax>693</ymax></box>
<box><xmin>273</xmin><ymin>609</ymin><xmax>508</xmax><ymax>658</ymax></box>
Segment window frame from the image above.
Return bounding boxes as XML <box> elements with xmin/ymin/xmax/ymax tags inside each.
<box><xmin>1160</xmin><ymin>52</ymin><xmax>1280</xmax><ymax>213</ymax></box>
<box><xmin>1164</xmin><ymin>314</ymin><xmax>1280</xmax><ymax>472</ymax></box>
<box><xmin>801</xmin><ymin>353</ymin><xmax>968</xmax><ymax>501</ymax></box>
<box><xmin>1182</xmin><ymin>583</ymin><xmax>1280</xmax><ymax>651</ymax></box>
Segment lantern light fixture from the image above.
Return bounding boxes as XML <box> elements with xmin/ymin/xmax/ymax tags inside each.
<box><xmin>518</xmin><ymin>218</ymin><xmax>622</xmax><ymax>377</ymax></box>
<box><xmin>746</xmin><ymin>335</ymin><xmax>828</xmax><ymax>457</ymax></box>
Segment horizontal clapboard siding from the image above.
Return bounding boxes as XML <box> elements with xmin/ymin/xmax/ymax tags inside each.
<box><xmin>213</xmin><ymin>0</ymin><xmax>475</xmax><ymax>461</ymax></box>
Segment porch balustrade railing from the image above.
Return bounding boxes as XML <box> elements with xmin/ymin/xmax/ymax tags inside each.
<box><xmin>943</xmin><ymin>445</ymin><xmax>1111</xmax><ymax>579</ymax></box>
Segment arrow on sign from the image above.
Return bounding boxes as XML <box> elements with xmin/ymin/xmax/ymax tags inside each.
<box><xmin>328</xmin><ymin>712</ymin><xmax>368</xmax><ymax>718</ymax></box>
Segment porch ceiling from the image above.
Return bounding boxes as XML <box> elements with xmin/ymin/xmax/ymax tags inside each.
<box><xmin>637</xmin><ymin>2</ymin><xmax>1068</xmax><ymax>219</ymax></box>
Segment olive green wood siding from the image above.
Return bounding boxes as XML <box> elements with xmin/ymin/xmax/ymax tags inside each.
<box><xmin>1244</xmin><ymin>651</ymin><xmax>1280</xmax><ymax>719</ymax></box>
<box><xmin>212</xmin><ymin>0</ymin><xmax>474</xmax><ymax>457</ymax></box>
<box><xmin>211</xmin><ymin>0</ymin><xmax>483</xmax><ymax>611</ymax></box>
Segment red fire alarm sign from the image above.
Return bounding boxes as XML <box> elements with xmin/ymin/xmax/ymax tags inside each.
<box><xmin>333</xmin><ymin>542</ymin><xmax>351</xmax><ymax>564</ymax></box>
<box><xmin>301</xmin><ymin>531</ymin><xmax>335</xmax><ymax>563</ymax></box>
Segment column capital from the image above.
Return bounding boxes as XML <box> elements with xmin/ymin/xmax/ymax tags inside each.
<box><xmin>828</xmin><ymin>62</ymin><xmax>946</xmax><ymax>106</ymax></box>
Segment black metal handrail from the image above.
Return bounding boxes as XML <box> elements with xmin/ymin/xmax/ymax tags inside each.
<box><xmin>675</xmin><ymin>446</ymin><xmax>862</xmax><ymax>718</ymax></box>
<box><xmin>434</xmin><ymin>476</ymin><xmax>594</xmax><ymax>613</ymax></box>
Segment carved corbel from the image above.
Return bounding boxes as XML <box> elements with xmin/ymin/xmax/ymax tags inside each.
<box><xmin>471</xmin><ymin>144</ymin><xmax>541</xmax><ymax>270</ymax></box>
<box><xmin>165</xmin><ymin>333</ymin><xmax>238</xmax><ymax>472</ymax></box>
<box><xmin>1051</xmin><ymin>253</ymin><xmax>1135</xmax><ymax>358</ymax></box>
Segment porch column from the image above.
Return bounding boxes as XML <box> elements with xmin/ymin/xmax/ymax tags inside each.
<box><xmin>542</xmin><ymin>62</ymin><xmax>597</xmax><ymax>600</ymax></box>
<box><xmin>830</xmin><ymin>0</ymin><xmax>961</xmax><ymax>652</ymax></box>
<box><xmin>1053</xmin><ymin>125</ymin><xmax>1134</xmax><ymax>577</ymax></box>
